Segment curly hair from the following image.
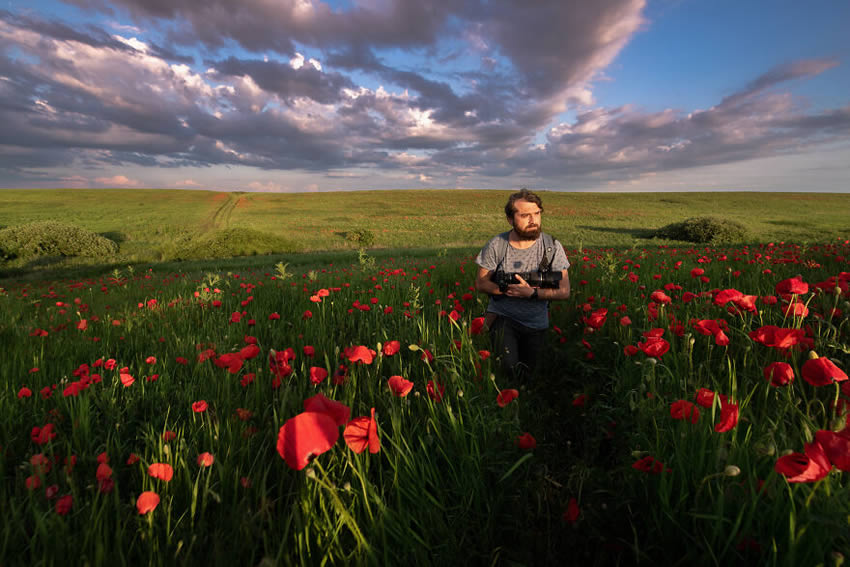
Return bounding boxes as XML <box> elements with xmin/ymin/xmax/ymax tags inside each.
<box><xmin>504</xmin><ymin>188</ymin><xmax>543</xmax><ymax>219</ymax></box>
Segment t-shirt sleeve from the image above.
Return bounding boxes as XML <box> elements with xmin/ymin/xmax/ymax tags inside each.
<box><xmin>475</xmin><ymin>236</ymin><xmax>500</xmax><ymax>272</ymax></box>
<box><xmin>551</xmin><ymin>240</ymin><xmax>570</xmax><ymax>271</ymax></box>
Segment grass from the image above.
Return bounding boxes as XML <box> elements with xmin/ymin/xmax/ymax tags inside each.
<box><xmin>1</xmin><ymin>190</ymin><xmax>849</xmax><ymax>565</ymax></box>
<box><xmin>1</xmin><ymin>189</ymin><xmax>848</xmax><ymax>262</ymax></box>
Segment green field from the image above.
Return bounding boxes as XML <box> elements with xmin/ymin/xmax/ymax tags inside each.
<box><xmin>1</xmin><ymin>189</ymin><xmax>850</xmax><ymax>565</ymax></box>
<box><xmin>1</xmin><ymin>190</ymin><xmax>848</xmax><ymax>265</ymax></box>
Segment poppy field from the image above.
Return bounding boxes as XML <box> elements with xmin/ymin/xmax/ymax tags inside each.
<box><xmin>2</xmin><ymin>238</ymin><xmax>850</xmax><ymax>565</ymax></box>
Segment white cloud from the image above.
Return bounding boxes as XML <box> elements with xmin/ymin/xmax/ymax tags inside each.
<box><xmin>94</xmin><ymin>175</ymin><xmax>141</xmax><ymax>187</ymax></box>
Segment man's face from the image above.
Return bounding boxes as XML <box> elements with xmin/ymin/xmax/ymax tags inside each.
<box><xmin>509</xmin><ymin>199</ymin><xmax>542</xmax><ymax>240</ymax></box>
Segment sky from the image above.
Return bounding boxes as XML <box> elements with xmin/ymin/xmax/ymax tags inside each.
<box><xmin>1</xmin><ymin>0</ymin><xmax>848</xmax><ymax>193</ymax></box>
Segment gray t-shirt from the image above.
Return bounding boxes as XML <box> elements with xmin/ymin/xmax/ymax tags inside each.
<box><xmin>475</xmin><ymin>231</ymin><xmax>570</xmax><ymax>329</ymax></box>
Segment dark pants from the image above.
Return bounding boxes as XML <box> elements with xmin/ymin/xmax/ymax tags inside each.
<box><xmin>488</xmin><ymin>314</ymin><xmax>547</xmax><ymax>381</ymax></box>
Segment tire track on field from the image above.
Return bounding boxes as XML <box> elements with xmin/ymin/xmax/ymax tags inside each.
<box><xmin>202</xmin><ymin>193</ymin><xmax>243</xmax><ymax>232</ymax></box>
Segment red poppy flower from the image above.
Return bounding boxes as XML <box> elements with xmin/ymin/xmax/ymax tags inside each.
<box><xmin>388</xmin><ymin>375</ymin><xmax>414</xmax><ymax>397</ymax></box>
<box><xmin>563</xmin><ymin>498</ymin><xmax>580</xmax><ymax>524</ymax></box>
<box><xmin>650</xmin><ymin>290</ymin><xmax>671</xmax><ymax>304</ymax></box>
<box><xmin>96</xmin><ymin>462</ymin><xmax>113</xmax><ymax>481</ymax></box>
<box><xmin>670</xmin><ymin>400</ymin><xmax>700</xmax><ymax>423</ymax></box>
<box><xmin>382</xmin><ymin>341</ymin><xmax>401</xmax><ymax>356</ymax></box>
<box><xmin>619</xmin><ymin>316</ymin><xmax>632</xmax><ymax>326</ymax></box>
<box><xmin>801</xmin><ymin>357</ymin><xmax>848</xmax><ymax>387</ymax></box>
<box><xmin>775</xmin><ymin>440</ymin><xmax>831</xmax><ymax>483</ymax></box>
<box><xmin>776</xmin><ymin>276</ymin><xmax>809</xmax><ymax>296</ymax></box>
<box><xmin>623</xmin><ymin>344</ymin><xmax>639</xmax><ymax>356</ymax></box>
<box><xmin>309</xmin><ymin>367</ymin><xmax>328</xmax><ymax>385</ymax></box>
<box><xmin>815</xmin><ymin>430</ymin><xmax>850</xmax><ymax>471</ymax></box>
<box><xmin>239</xmin><ymin>344</ymin><xmax>261</xmax><ymax>360</ymax></box>
<box><xmin>764</xmin><ymin>362</ymin><xmax>794</xmax><ymax>386</ymax></box>
<box><xmin>749</xmin><ymin>326</ymin><xmax>806</xmax><ymax>350</ymax></box>
<box><xmin>714</xmin><ymin>289</ymin><xmax>744</xmax><ymax>305</ymax></box>
<box><xmin>136</xmin><ymin>491</ymin><xmax>160</xmax><ymax>515</ymax></box>
<box><xmin>572</xmin><ymin>394</ymin><xmax>588</xmax><ymax>407</ymax></box>
<box><xmin>470</xmin><ymin>317</ymin><xmax>485</xmax><ymax>335</ymax></box>
<box><xmin>18</xmin><ymin>386</ymin><xmax>32</xmax><ymax>398</ymax></box>
<box><xmin>516</xmin><ymin>432</ymin><xmax>537</xmax><ymax>450</ymax></box>
<box><xmin>715</xmin><ymin>400</ymin><xmax>739</xmax><ymax>432</ymax></box>
<box><xmin>695</xmin><ymin>388</ymin><xmax>716</xmax><ymax>408</ymax></box>
<box><xmin>197</xmin><ymin>452</ymin><xmax>215</xmax><ymax>467</ymax></box>
<box><xmin>426</xmin><ymin>380</ymin><xmax>445</xmax><ymax>402</ymax></box>
<box><xmin>161</xmin><ymin>431</ymin><xmax>176</xmax><ymax>441</ymax></box>
<box><xmin>632</xmin><ymin>455</ymin><xmax>666</xmax><ymax>474</ymax></box>
<box><xmin>276</xmin><ymin>411</ymin><xmax>340</xmax><ymax>470</ymax></box>
<box><xmin>192</xmin><ymin>400</ymin><xmax>208</xmax><ymax>413</ymax></box>
<box><xmin>148</xmin><ymin>463</ymin><xmax>174</xmax><ymax>482</ymax></box>
<box><xmin>638</xmin><ymin>337</ymin><xmax>670</xmax><ymax>358</ymax></box>
<box><xmin>31</xmin><ymin>423</ymin><xmax>57</xmax><ymax>445</ymax></box>
<box><xmin>343</xmin><ymin>408</ymin><xmax>381</xmax><ymax>454</ymax></box>
<box><xmin>303</xmin><ymin>392</ymin><xmax>351</xmax><ymax>426</ymax></box>
<box><xmin>346</xmin><ymin>345</ymin><xmax>376</xmax><ymax>364</ymax></box>
<box><xmin>127</xmin><ymin>453</ymin><xmax>140</xmax><ymax>465</ymax></box>
<box><xmin>120</xmin><ymin>371</ymin><xmax>135</xmax><ymax>387</ymax></box>
<box><xmin>497</xmin><ymin>389</ymin><xmax>519</xmax><ymax>407</ymax></box>
<box><xmin>269</xmin><ymin>312</ymin><xmax>281</xmax><ymax>320</ymax></box>
<box><xmin>55</xmin><ymin>494</ymin><xmax>73</xmax><ymax>516</ymax></box>
<box><xmin>145</xmin><ymin>356</ymin><xmax>156</xmax><ymax>364</ymax></box>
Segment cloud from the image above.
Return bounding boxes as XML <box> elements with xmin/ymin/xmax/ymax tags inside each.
<box><xmin>94</xmin><ymin>174</ymin><xmax>141</xmax><ymax>186</ymax></box>
<box><xmin>174</xmin><ymin>178</ymin><xmax>200</xmax><ymax>187</ymax></box>
<box><xmin>0</xmin><ymin>4</ymin><xmax>847</xmax><ymax>191</ymax></box>
<box><xmin>245</xmin><ymin>180</ymin><xmax>285</xmax><ymax>192</ymax></box>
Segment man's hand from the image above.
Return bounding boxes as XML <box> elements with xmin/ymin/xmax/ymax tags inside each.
<box><xmin>505</xmin><ymin>274</ymin><xmax>536</xmax><ymax>298</ymax></box>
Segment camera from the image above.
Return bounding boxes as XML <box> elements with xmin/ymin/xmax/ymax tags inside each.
<box><xmin>491</xmin><ymin>270</ymin><xmax>562</xmax><ymax>293</ymax></box>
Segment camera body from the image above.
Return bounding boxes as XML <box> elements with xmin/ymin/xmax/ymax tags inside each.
<box><xmin>491</xmin><ymin>270</ymin><xmax>562</xmax><ymax>293</ymax></box>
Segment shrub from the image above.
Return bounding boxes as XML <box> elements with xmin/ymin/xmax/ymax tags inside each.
<box><xmin>345</xmin><ymin>229</ymin><xmax>376</xmax><ymax>248</ymax></box>
<box><xmin>0</xmin><ymin>220</ymin><xmax>118</xmax><ymax>260</ymax></box>
<box><xmin>174</xmin><ymin>228</ymin><xmax>295</xmax><ymax>259</ymax></box>
<box><xmin>654</xmin><ymin>216</ymin><xmax>747</xmax><ymax>244</ymax></box>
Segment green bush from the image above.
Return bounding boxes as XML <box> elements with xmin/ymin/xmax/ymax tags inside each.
<box><xmin>654</xmin><ymin>216</ymin><xmax>747</xmax><ymax>244</ymax></box>
<box><xmin>345</xmin><ymin>229</ymin><xmax>376</xmax><ymax>248</ymax></box>
<box><xmin>174</xmin><ymin>228</ymin><xmax>296</xmax><ymax>259</ymax></box>
<box><xmin>0</xmin><ymin>220</ymin><xmax>118</xmax><ymax>260</ymax></box>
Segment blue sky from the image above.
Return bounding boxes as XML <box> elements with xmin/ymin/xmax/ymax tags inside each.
<box><xmin>1</xmin><ymin>0</ymin><xmax>848</xmax><ymax>192</ymax></box>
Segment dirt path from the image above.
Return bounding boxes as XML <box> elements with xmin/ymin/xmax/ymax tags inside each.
<box><xmin>201</xmin><ymin>192</ymin><xmax>245</xmax><ymax>231</ymax></box>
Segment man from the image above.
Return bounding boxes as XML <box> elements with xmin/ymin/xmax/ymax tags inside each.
<box><xmin>474</xmin><ymin>189</ymin><xmax>571</xmax><ymax>380</ymax></box>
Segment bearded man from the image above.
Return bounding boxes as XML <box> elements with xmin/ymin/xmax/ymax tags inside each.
<box><xmin>474</xmin><ymin>189</ymin><xmax>571</xmax><ymax>380</ymax></box>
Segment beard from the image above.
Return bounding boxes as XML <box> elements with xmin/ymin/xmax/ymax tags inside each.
<box><xmin>513</xmin><ymin>225</ymin><xmax>541</xmax><ymax>240</ymax></box>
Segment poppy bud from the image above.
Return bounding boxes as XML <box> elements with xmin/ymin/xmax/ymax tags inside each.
<box><xmin>724</xmin><ymin>465</ymin><xmax>741</xmax><ymax>477</ymax></box>
<box><xmin>808</xmin><ymin>351</ymin><xmax>820</xmax><ymax>360</ymax></box>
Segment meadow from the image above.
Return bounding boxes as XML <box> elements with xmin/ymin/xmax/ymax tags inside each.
<box><xmin>1</xmin><ymin>189</ymin><xmax>849</xmax><ymax>566</ymax></box>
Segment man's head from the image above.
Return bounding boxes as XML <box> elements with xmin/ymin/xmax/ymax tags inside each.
<box><xmin>505</xmin><ymin>189</ymin><xmax>543</xmax><ymax>240</ymax></box>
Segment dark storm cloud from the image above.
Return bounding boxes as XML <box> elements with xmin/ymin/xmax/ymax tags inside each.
<box><xmin>1</xmin><ymin>1</ymin><xmax>847</xmax><ymax>188</ymax></box>
<box><xmin>209</xmin><ymin>56</ymin><xmax>355</xmax><ymax>105</ymax></box>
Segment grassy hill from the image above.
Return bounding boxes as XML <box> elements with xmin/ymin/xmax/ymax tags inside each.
<box><xmin>0</xmin><ymin>189</ymin><xmax>848</xmax><ymax>264</ymax></box>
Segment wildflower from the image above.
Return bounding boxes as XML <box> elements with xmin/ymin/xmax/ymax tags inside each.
<box><xmin>343</xmin><ymin>408</ymin><xmax>381</xmax><ymax>454</ymax></box>
<box><xmin>563</xmin><ymin>498</ymin><xmax>580</xmax><ymax>524</ymax></box>
<box><xmin>764</xmin><ymin>362</ymin><xmax>794</xmax><ymax>386</ymax></box>
<box><xmin>775</xmin><ymin>440</ymin><xmax>831</xmax><ymax>483</ymax></box>
<box><xmin>276</xmin><ymin>411</ymin><xmax>339</xmax><ymax>471</ymax></box>
<box><xmin>670</xmin><ymin>400</ymin><xmax>700</xmax><ymax>423</ymax></box>
<box><xmin>148</xmin><ymin>463</ymin><xmax>174</xmax><ymax>482</ymax></box>
<box><xmin>197</xmin><ymin>452</ymin><xmax>215</xmax><ymax>467</ymax></box>
<box><xmin>136</xmin><ymin>491</ymin><xmax>160</xmax><ymax>514</ymax></box>
<box><xmin>801</xmin><ymin>357</ymin><xmax>848</xmax><ymax>387</ymax></box>
<box><xmin>516</xmin><ymin>433</ymin><xmax>537</xmax><ymax>450</ymax></box>
<box><xmin>302</xmin><ymin>392</ymin><xmax>351</xmax><ymax>426</ymax></box>
<box><xmin>55</xmin><ymin>494</ymin><xmax>73</xmax><ymax>516</ymax></box>
<box><xmin>309</xmin><ymin>367</ymin><xmax>328</xmax><ymax>385</ymax></box>
<box><xmin>388</xmin><ymin>375</ymin><xmax>414</xmax><ymax>397</ymax></box>
<box><xmin>192</xmin><ymin>400</ymin><xmax>208</xmax><ymax>413</ymax></box>
<box><xmin>382</xmin><ymin>340</ymin><xmax>401</xmax><ymax>356</ymax></box>
<box><xmin>426</xmin><ymin>380</ymin><xmax>445</xmax><ymax>402</ymax></box>
<box><xmin>497</xmin><ymin>389</ymin><xmax>519</xmax><ymax>407</ymax></box>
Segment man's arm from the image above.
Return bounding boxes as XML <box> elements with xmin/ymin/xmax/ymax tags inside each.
<box><xmin>475</xmin><ymin>266</ymin><xmax>503</xmax><ymax>296</ymax></box>
<box><xmin>537</xmin><ymin>269</ymin><xmax>570</xmax><ymax>301</ymax></box>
